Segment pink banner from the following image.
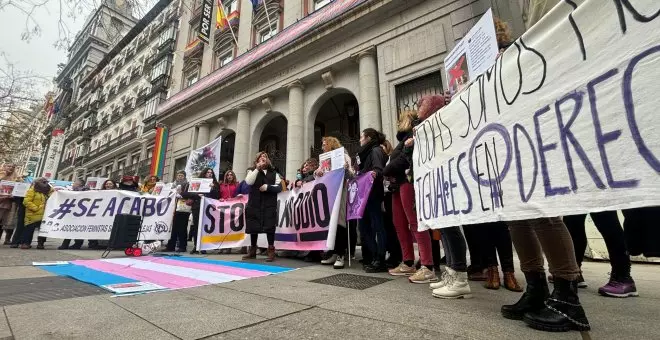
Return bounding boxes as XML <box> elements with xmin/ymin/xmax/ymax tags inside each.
<box><xmin>346</xmin><ymin>172</ymin><xmax>375</xmax><ymax>220</ymax></box>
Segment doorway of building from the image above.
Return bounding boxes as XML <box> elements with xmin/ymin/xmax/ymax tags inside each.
<box><xmin>258</xmin><ymin>115</ymin><xmax>287</xmax><ymax>175</ymax></box>
<box><xmin>310</xmin><ymin>92</ymin><xmax>360</xmax><ymax>160</ymax></box>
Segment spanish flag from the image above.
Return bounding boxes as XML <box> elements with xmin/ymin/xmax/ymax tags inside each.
<box><xmin>216</xmin><ymin>0</ymin><xmax>226</xmax><ymax>29</ymax></box>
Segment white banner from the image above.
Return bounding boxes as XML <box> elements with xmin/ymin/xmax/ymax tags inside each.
<box><xmin>38</xmin><ymin>190</ymin><xmax>176</xmax><ymax>240</ymax></box>
<box><xmin>413</xmin><ymin>0</ymin><xmax>660</xmax><ymax>228</ymax></box>
<box><xmin>185</xmin><ymin>137</ymin><xmax>222</xmax><ymax>179</ymax></box>
<box><xmin>41</xmin><ymin>129</ymin><xmax>65</xmax><ymax>180</ymax></box>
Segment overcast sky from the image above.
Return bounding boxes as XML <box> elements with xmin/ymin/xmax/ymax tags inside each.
<box><xmin>0</xmin><ymin>0</ymin><xmax>91</xmax><ymax>93</ymax></box>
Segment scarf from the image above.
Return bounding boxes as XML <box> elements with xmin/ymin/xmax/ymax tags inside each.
<box><xmin>174</xmin><ymin>178</ymin><xmax>188</xmax><ymax>189</ymax></box>
<box><xmin>357</xmin><ymin>139</ymin><xmax>381</xmax><ymax>166</ymax></box>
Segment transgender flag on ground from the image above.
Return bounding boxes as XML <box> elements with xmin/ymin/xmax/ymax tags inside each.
<box><xmin>38</xmin><ymin>256</ymin><xmax>294</xmax><ymax>295</ymax></box>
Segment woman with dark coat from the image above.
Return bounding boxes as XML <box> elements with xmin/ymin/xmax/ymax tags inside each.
<box><xmin>183</xmin><ymin>168</ymin><xmax>220</xmax><ymax>254</ymax></box>
<box><xmin>242</xmin><ymin>152</ymin><xmax>282</xmax><ymax>262</ymax></box>
<box><xmin>356</xmin><ymin>128</ymin><xmax>388</xmax><ymax>273</ymax></box>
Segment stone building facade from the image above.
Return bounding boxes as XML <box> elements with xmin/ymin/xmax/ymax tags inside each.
<box><xmin>54</xmin><ymin>0</ymin><xmax>182</xmax><ymax>182</ymax></box>
<box><xmin>155</xmin><ymin>0</ymin><xmax>526</xmax><ymax>182</ymax></box>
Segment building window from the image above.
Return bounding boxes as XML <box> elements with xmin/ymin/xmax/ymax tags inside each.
<box><xmin>394</xmin><ymin>72</ymin><xmax>444</xmax><ymax>118</ymax></box>
<box><xmin>313</xmin><ymin>0</ymin><xmax>332</xmax><ymax>10</ymax></box>
<box><xmin>150</xmin><ymin>56</ymin><xmax>172</xmax><ymax>81</ymax></box>
<box><xmin>214</xmin><ymin>45</ymin><xmax>234</xmax><ymax>70</ymax></box>
<box><xmin>223</xmin><ymin>0</ymin><xmax>238</xmax><ymax>14</ymax></box>
<box><xmin>144</xmin><ymin>92</ymin><xmax>166</xmax><ymax>120</ymax></box>
<box><xmin>131</xmin><ymin>153</ymin><xmax>140</xmax><ymax>165</ymax></box>
<box><xmin>184</xmin><ymin>69</ymin><xmax>200</xmax><ymax>87</ymax></box>
<box><xmin>258</xmin><ymin>23</ymin><xmax>278</xmax><ymax>43</ymax></box>
<box><xmin>188</xmin><ymin>25</ymin><xmax>199</xmax><ymax>43</ymax></box>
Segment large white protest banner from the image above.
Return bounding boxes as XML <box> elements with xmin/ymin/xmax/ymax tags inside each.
<box><xmin>39</xmin><ymin>190</ymin><xmax>176</xmax><ymax>240</ymax></box>
<box><xmin>413</xmin><ymin>0</ymin><xmax>660</xmax><ymax>228</ymax></box>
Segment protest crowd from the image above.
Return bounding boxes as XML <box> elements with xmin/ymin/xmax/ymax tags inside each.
<box><xmin>2</xmin><ymin>8</ymin><xmax>659</xmax><ymax>338</ymax></box>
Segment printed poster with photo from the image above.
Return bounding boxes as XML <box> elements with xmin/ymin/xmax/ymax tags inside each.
<box><xmin>0</xmin><ymin>181</ymin><xmax>16</xmax><ymax>195</ymax></box>
<box><xmin>318</xmin><ymin>147</ymin><xmax>346</xmax><ymax>172</ymax></box>
<box><xmin>11</xmin><ymin>182</ymin><xmax>30</xmax><ymax>197</ymax></box>
<box><xmin>444</xmin><ymin>8</ymin><xmax>498</xmax><ymax>94</ymax></box>
<box><xmin>189</xmin><ymin>178</ymin><xmax>213</xmax><ymax>193</ymax></box>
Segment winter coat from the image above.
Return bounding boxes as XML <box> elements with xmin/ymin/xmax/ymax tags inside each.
<box><xmin>383</xmin><ymin>131</ymin><xmax>414</xmax><ymax>188</ymax></box>
<box><xmin>357</xmin><ymin>142</ymin><xmax>387</xmax><ymax>201</ymax></box>
<box><xmin>244</xmin><ymin>168</ymin><xmax>282</xmax><ymax>234</ymax></box>
<box><xmin>23</xmin><ymin>186</ymin><xmax>52</xmax><ymax>225</ymax></box>
<box><xmin>220</xmin><ymin>182</ymin><xmax>238</xmax><ymax>200</ymax></box>
<box><xmin>182</xmin><ymin>183</ymin><xmax>220</xmax><ymax>212</ymax></box>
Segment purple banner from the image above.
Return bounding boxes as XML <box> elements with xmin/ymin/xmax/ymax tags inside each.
<box><xmin>346</xmin><ymin>172</ymin><xmax>375</xmax><ymax>220</ymax></box>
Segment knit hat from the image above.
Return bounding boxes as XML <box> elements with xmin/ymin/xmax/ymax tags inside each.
<box><xmin>417</xmin><ymin>95</ymin><xmax>446</xmax><ymax>121</ymax></box>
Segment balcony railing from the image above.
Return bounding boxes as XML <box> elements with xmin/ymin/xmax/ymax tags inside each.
<box><xmin>84</xmin><ymin>129</ymin><xmax>140</xmax><ymax>165</ymax></box>
<box><xmin>58</xmin><ymin>158</ymin><xmax>73</xmax><ymax>169</ymax></box>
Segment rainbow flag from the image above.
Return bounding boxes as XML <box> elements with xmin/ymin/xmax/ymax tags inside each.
<box><xmin>150</xmin><ymin>126</ymin><xmax>168</xmax><ymax>178</ymax></box>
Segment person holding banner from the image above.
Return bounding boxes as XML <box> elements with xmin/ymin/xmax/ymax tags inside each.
<box><xmin>314</xmin><ymin>137</ymin><xmax>356</xmax><ymax>269</ymax></box>
<box><xmin>140</xmin><ymin>175</ymin><xmax>160</xmax><ymax>194</ymax></box>
<box><xmin>166</xmin><ymin>171</ymin><xmax>193</xmax><ymax>252</ymax></box>
<box><xmin>355</xmin><ymin>128</ymin><xmax>388</xmax><ymax>273</ymax></box>
<box><xmin>58</xmin><ymin>179</ymin><xmax>89</xmax><ymax>250</ymax></box>
<box><xmin>184</xmin><ymin>168</ymin><xmax>221</xmax><ymax>254</ymax></box>
<box><xmin>383</xmin><ymin>110</ymin><xmax>437</xmax><ymax>284</ymax></box>
<box><xmin>20</xmin><ymin>178</ymin><xmax>53</xmax><ymax>249</ymax></box>
<box><xmin>0</xmin><ymin>164</ymin><xmax>19</xmax><ymax>244</ymax></box>
<box><xmin>242</xmin><ymin>152</ymin><xmax>282</xmax><ymax>262</ymax></box>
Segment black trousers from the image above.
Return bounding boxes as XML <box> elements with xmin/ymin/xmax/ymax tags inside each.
<box><xmin>440</xmin><ymin>226</ymin><xmax>467</xmax><ymax>272</ymax></box>
<box><xmin>10</xmin><ymin>201</ymin><xmax>26</xmax><ymax>245</ymax></box>
<box><xmin>167</xmin><ymin>211</ymin><xmax>190</xmax><ymax>250</ymax></box>
<box><xmin>359</xmin><ymin>198</ymin><xmax>387</xmax><ymax>264</ymax></box>
<box><xmin>334</xmin><ymin>224</ymin><xmax>357</xmax><ymax>257</ymax></box>
<box><xmin>463</xmin><ymin>224</ymin><xmax>486</xmax><ymax>270</ymax></box>
<box><xmin>22</xmin><ymin>222</ymin><xmax>46</xmax><ymax>245</ymax></box>
<box><xmin>483</xmin><ymin>222</ymin><xmax>515</xmax><ymax>273</ymax></box>
<box><xmin>190</xmin><ymin>207</ymin><xmax>200</xmax><ymax>248</ymax></box>
<box><xmin>564</xmin><ymin>211</ymin><xmax>631</xmax><ymax>278</ymax></box>
<box><xmin>383</xmin><ymin>193</ymin><xmax>401</xmax><ymax>264</ymax></box>
<box><xmin>250</xmin><ymin>233</ymin><xmax>274</xmax><ymax>246</ymax></box>
<box><xmin>60</xmin><ymin>239</ymin><xmax>84</xmax><ymax>247</ymax></box>
<box><xmin>622</xmin><ymin>207</ymin><xmax>660</xmax><ymax>258</ymax></box>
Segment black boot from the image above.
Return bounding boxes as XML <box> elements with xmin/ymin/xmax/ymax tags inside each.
<box><xmin>501</xmin><ymin>271</ymin><xmax>549</xmax><ymax>320</ymax></box>
<box><xmin>523</xmin><ymin>277</ymin><xmax>591</xmax><ymax>332</ymax></box>
<box><xmin>58</xmin><ymin>239</ymin><xmax>71</xmax><ymax>250</ymax></box>
<box><xmin>3</xmin><ymin>229</ymin><xmax>13</xmax><ymax>244</ymax></box>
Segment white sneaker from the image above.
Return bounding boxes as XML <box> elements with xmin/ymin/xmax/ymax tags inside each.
<box><xmin>321</xmin><ymin>254</ymin><xmax>338</xmax><ymax>265</ymax></box>
<box><xmin>409</xmin><ymin>266</ymin><xmax>438</xmax><ymax>284</ymax></box>
<box><xmin>429</xmin><ymin>268</ymin><xmax>452</xmax><ymax>290</ymax></box>
<box><xmin>432</xmin><ymin>270</ymin><xmax>472</xmax><ymax>299</ymax></box>
<box><xmin>333</xmin><ymin>256</ymin><xmax>345</xmax><ymax>269</ymax></box>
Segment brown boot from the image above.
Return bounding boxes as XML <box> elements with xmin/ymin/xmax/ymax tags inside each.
<box><xmin>503</xmin><ymin>272</ymin><xmax>523</xmax><ymax>292</ymax></box>
<box><xmin>266</xmin><ymin>246</ymin><xmax>275</xmax><ymax>262</ymax></box>
<box><xmin>485</xmin><ymin>266</ymin><xmax>500</xmax><ymax>290</ymax></box>
<box><xmin>242</xmin><ymin>246</ymin><xmax>257</xmax><ymax>260</ymax></box>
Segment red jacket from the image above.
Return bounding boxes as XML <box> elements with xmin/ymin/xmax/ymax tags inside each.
<box><xmin>219</xmin><ymin>183</ymin><xmax>238</xmax><ymax>200</ymax></box>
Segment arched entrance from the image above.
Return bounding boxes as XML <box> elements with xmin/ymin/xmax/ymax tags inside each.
<box><xmin>258</xmin><ymin>115</ymin><xmax>287</xmax><ymax>175</ymax></box>
<box><xmin>219</xmin><ymin>130</ymin><xmax>235</xmax><ymax>174</ymax></box>
<box><xmin>310</xmin><ymin>91</ymin><xmax>360</xmax><ymax>159</ymax></box>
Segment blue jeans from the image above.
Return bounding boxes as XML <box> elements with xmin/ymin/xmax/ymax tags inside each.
<box><xmin>440</xmin><ymin>226</ymin><xmax>467</xmax><ymax>272</ymax></box>
<box><xmin>359</xmin><ymin>198</ymin><xmax>387</xmax><ymax>263</ymax></box>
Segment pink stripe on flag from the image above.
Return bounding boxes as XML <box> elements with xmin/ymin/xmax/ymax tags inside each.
<box><xmin>71</xmin><ymin>260</ymin><xmax>208</xmax><ymax>289</ymax></box>
<box><xmin>131</xmin><ymin>257</ymin><xmax>270</xmax><ymax>279</ymax></box>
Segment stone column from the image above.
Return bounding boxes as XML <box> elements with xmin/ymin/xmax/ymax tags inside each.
<box><xmin>285</xmin><ymin>80</ymin><xmax>305</xmax><ymax>181</ymax></box>
<box><xmin>356</xmin><ymin>48</ymin><xmax>382</xmax><ymax>131</ymax></box>
<box><xmin>233</xmin><ymin>104</ymin><xmax>251</xmax><ymax>180</ymax></box>
<box><xmin>195</xmin><ymin>121</ymin><xmax>210</xmax><ymax>148</ymax></box>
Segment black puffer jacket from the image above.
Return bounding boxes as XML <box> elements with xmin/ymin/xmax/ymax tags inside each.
<box><xmin>357</xmin><ymin>141</ymin><xmax>387</xmax><ymax>201</ymax></box>
<box><xmin>383</xmin><ymin>131</ymin><xmax>413</xmax><ymax>185</ymax></box>
<box><xmin>245</xmin><ymin>168</ymin><xmax>282</xmax><ymax>234</ymax></box>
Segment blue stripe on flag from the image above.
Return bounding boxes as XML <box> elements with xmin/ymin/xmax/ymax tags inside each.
<box><xmin>40</xmin><ymin>263</ymin><xmax>138</xmax><ymax>286</ymax></box>
<box><xmin>165</xmin><ymin>256</ymin><xmax>293</xmax><ymax>274</ymax></box>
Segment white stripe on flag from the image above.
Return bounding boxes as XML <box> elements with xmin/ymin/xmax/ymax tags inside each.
<box><xmin>102</xmin><ymin>258</ymin><xmax>244</xmax><ymax>284</ymax></box>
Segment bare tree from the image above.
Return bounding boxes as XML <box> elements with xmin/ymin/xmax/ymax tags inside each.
<box><xmin>0</xmin><ymin>53</ymin><xmax>48</xmax><ymax>162</ymax></box>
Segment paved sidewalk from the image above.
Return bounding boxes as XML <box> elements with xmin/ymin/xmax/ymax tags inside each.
<box><xmin>1</xmin><ymin>241</ymin><xmax>658</xmax><ymax>340</ymax></box>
